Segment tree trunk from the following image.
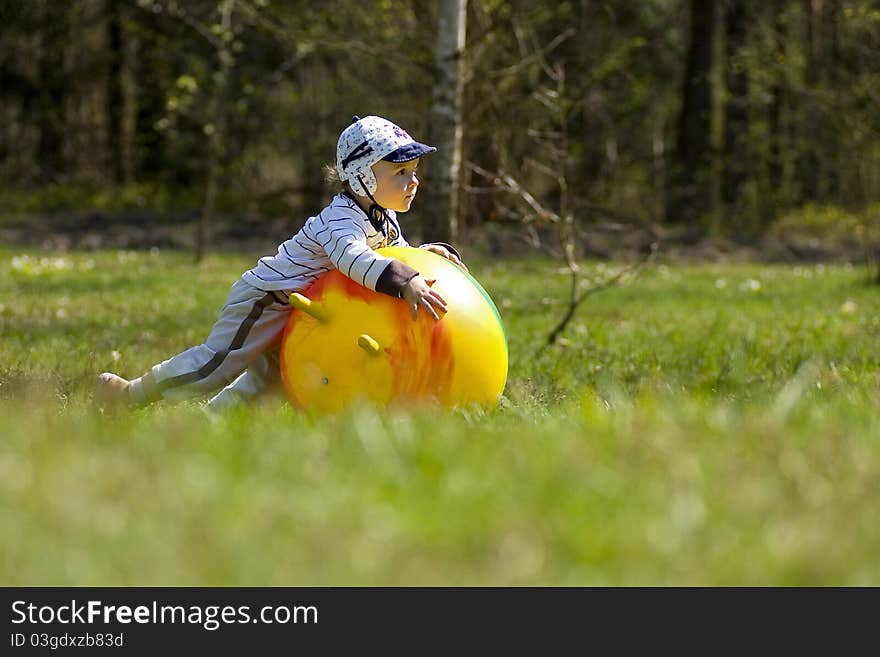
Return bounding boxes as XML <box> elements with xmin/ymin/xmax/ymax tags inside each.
<box><xmin>195</xmin><ymin>0</ymin><xmax>235</xmax><ymax>263</ymax></box>
<box><xmin>797</xmin><ymin>0</ymin><xmax>820</xmax><ymax>201</ymax></box>
<box><xmin>36</xmin><ymin>2</ymin><xmax>69</xmax><ymax>181</ymax></box>
<box><xmin>767</xmin><ymin>0</ymin><xmax>786</xmax><ymax>201</ymax></box>
<box><xmin>823</xmin><ymin>0</ymin><xmax>839</xmax><ymax>200</ymax></box>
<box><xmin>131</xmin><ymin>11</ymin><xmax>167</xmax><ymax>180</ymax></box>
<box><xmin>721</xmin><ymin>0</ymin><xmax>750</xmax><ymax>227</ymax></box>
<box><xmin>666</xmin><ymin>0</ymin><xmax>718</xmax><ymax>227</ymax></box>
<box><xmin>106</xmin><ymin>0</ymin><xmax>126</xmax><ymax>186</ymax></box>
<box><xmin>423</xmin><ymin>0</ymin><xmax>467</xmax><ymax>244</ymax></box>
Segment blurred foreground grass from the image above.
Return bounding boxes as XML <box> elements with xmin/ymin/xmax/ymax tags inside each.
<box><xmin>1</xmin><ymin>247</ymin><xmax>879</xmax><ymax>585</ymax></box>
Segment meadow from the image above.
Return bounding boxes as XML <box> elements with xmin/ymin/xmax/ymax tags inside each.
<box><xmin>1</xmin><ymin>245</ymin><xmax>879</xmax><ymax>585</ymax></box>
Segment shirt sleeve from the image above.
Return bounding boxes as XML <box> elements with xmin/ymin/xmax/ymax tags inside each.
<box><xmin>375</xmin><ymin>259</ymin><xmax>419</xmax><ymax>297</ymax></box>
<box><xmin>312</xmin><ymin>211</ymin><xmax>410</xmax><ymax>293</ymax></box>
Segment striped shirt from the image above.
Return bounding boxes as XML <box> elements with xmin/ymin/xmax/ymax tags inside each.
<box><xmin>241</xmin><ymin>193</ymin><xmax>410</xmax><ymax>293</ymax></box>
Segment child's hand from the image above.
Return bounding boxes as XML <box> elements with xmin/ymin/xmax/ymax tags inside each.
<box><xmin>401</xmin><ymin>275</ymin><xmax>447</xmax><ymax>321</ymax></box>
<box><xmin>420</xmin><ymin>243</ymin><xmax>469</xmax><ymax>272</ymax></box>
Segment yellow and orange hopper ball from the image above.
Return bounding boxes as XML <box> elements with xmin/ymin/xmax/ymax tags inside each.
<box><xmin>280</xmin><ymin>246</ymin><xmax>508</xmax><ymax>414</ymax></box>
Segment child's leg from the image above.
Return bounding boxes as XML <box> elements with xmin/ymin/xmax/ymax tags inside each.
<box><xmin>127</xmin><ymin>279</ymin><xmax>290</xmax><ymax>404</ymax></box>
<box><xmin>204</xmin><ymin>348</ymin><xmax>282</xmax><ymax>411</ymax></box>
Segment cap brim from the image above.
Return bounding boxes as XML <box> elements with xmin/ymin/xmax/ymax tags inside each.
<box><xmin>382</xmin><ymin>142</ymin><xmax>437</xmax><ymax>163</ymax></box>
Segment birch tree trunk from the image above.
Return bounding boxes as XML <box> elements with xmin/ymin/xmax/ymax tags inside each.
<box><xmin>423</xmin><ymin>0</ymin><xmax>467</xmax><ymax>244</ymax></box>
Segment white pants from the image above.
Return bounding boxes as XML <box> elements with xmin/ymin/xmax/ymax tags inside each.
<box><xmin>205</xmin><ymin>347</ymin><xmax>282</xmax><ymax>411</ymax></box>
<box><xmin>128</xmin><ymin>278</ymin><xmax>291</xmax><ymax>408</ymax></box>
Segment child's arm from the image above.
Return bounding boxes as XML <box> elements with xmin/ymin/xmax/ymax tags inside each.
<box><xmin>419</xmin><ymin>242</ymin><xmax>468</xmax><ymax>271</ymax></box>
<box><xmin>374</xmin><ymin>261</ymin><xmax>446</xmax><ymax>321</ymax></box>
<box><xmin>317</xmin><ymin>213</ymin><xmax>445</xmax><ymax>321</ymax></box>
<box><xmin>400</xmin><ymin>276</ymin><xmax>447</xmax><ymax>321</ymax></box>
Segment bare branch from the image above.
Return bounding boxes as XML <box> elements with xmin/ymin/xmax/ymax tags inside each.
<box><xmin>485</xmin><ymin>26</ymin><xmax>575</xmax><ymax>80</ymax></box>
<box><xmin>538</xmin><ymin>242</ymin><xmax>658</xmax><ymax>353</ymax></box>
<box><xmin>468</xmin><ymin>163</ymin><xmax>559</xmax><ymax>224</ymax></box>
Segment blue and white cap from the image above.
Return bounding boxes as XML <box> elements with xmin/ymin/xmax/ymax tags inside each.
<box><xmin>336</xmin><ymin>115</ymin><xmax>436</xmax><ymax>196</ymax></box>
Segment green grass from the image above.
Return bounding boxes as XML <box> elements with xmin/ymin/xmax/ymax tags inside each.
<box><xmin>2</xmin><ymin>246</ymin><xmax>879</xmax><ymax>585</ymax></box>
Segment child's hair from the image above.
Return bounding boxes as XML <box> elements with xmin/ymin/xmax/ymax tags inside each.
<box><xmin>323</xmin><ymin>162</ymin><xmax>348</xmax><ymax>193</ymax></box>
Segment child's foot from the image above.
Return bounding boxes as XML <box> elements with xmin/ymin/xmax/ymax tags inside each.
<box><xmin>94</xmin><ymin>372</ymin><xmax>131</xmax><ymax>408</ymax></box>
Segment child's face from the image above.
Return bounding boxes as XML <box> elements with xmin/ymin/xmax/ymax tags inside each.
<box><xmin>370</xmin><ymin>159</ymin><xmax>421</xmax><ymax>212</ymax></box>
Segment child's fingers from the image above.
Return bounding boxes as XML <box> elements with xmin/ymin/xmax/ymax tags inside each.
<box><xmin>428</xmin><ymin>288</ymin><xmax>447</xmax><ymax>308</ymax></box>
<box><xmin>445</xmin><ymin>252</ymin><xmax>468</xmax><ymax>272</ymax></box>
<box><xmin>412</xmin><ymin>298</ymin><xmax>440</xmax><ymax>321</ymax></box>
<box><xmin>424</xmin><ymin>245</ymin><xmax>448</xmax><ymax>258</ymax></box>
<box><xmin>410</xmin><ymin>292</ymin><xmax>446</xmax><ymax>322</ymax></box>
<box><xmin>402</xmin><ymin>276</ymin><xmax>448</xmax><ymax>321</ymax></box>
<box><xmin>422</xmin><ymin>299</ymin><xmax>440</xmax><ymax>321</ymax></box>
<box><xmin>423</xmin><ymin>244</ymin><xmax>468</xmax><ymax>271</ymax></box>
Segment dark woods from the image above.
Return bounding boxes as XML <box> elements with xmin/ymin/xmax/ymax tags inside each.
<box><xmin>1</xmin><ymin>0</ymin><xmax>877</xmax><ymax>254</ymax></box>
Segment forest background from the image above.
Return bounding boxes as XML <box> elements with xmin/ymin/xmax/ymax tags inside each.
<box><xmin>2</xmin><ymin>0</ymin><xmax>878</xmax><ymax>265</ymax></box>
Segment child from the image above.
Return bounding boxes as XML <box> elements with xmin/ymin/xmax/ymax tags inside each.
<box><xmin>95</xmin><ymin>115</ymin><xmax>466</xmax><ymax>410</ymax></box>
